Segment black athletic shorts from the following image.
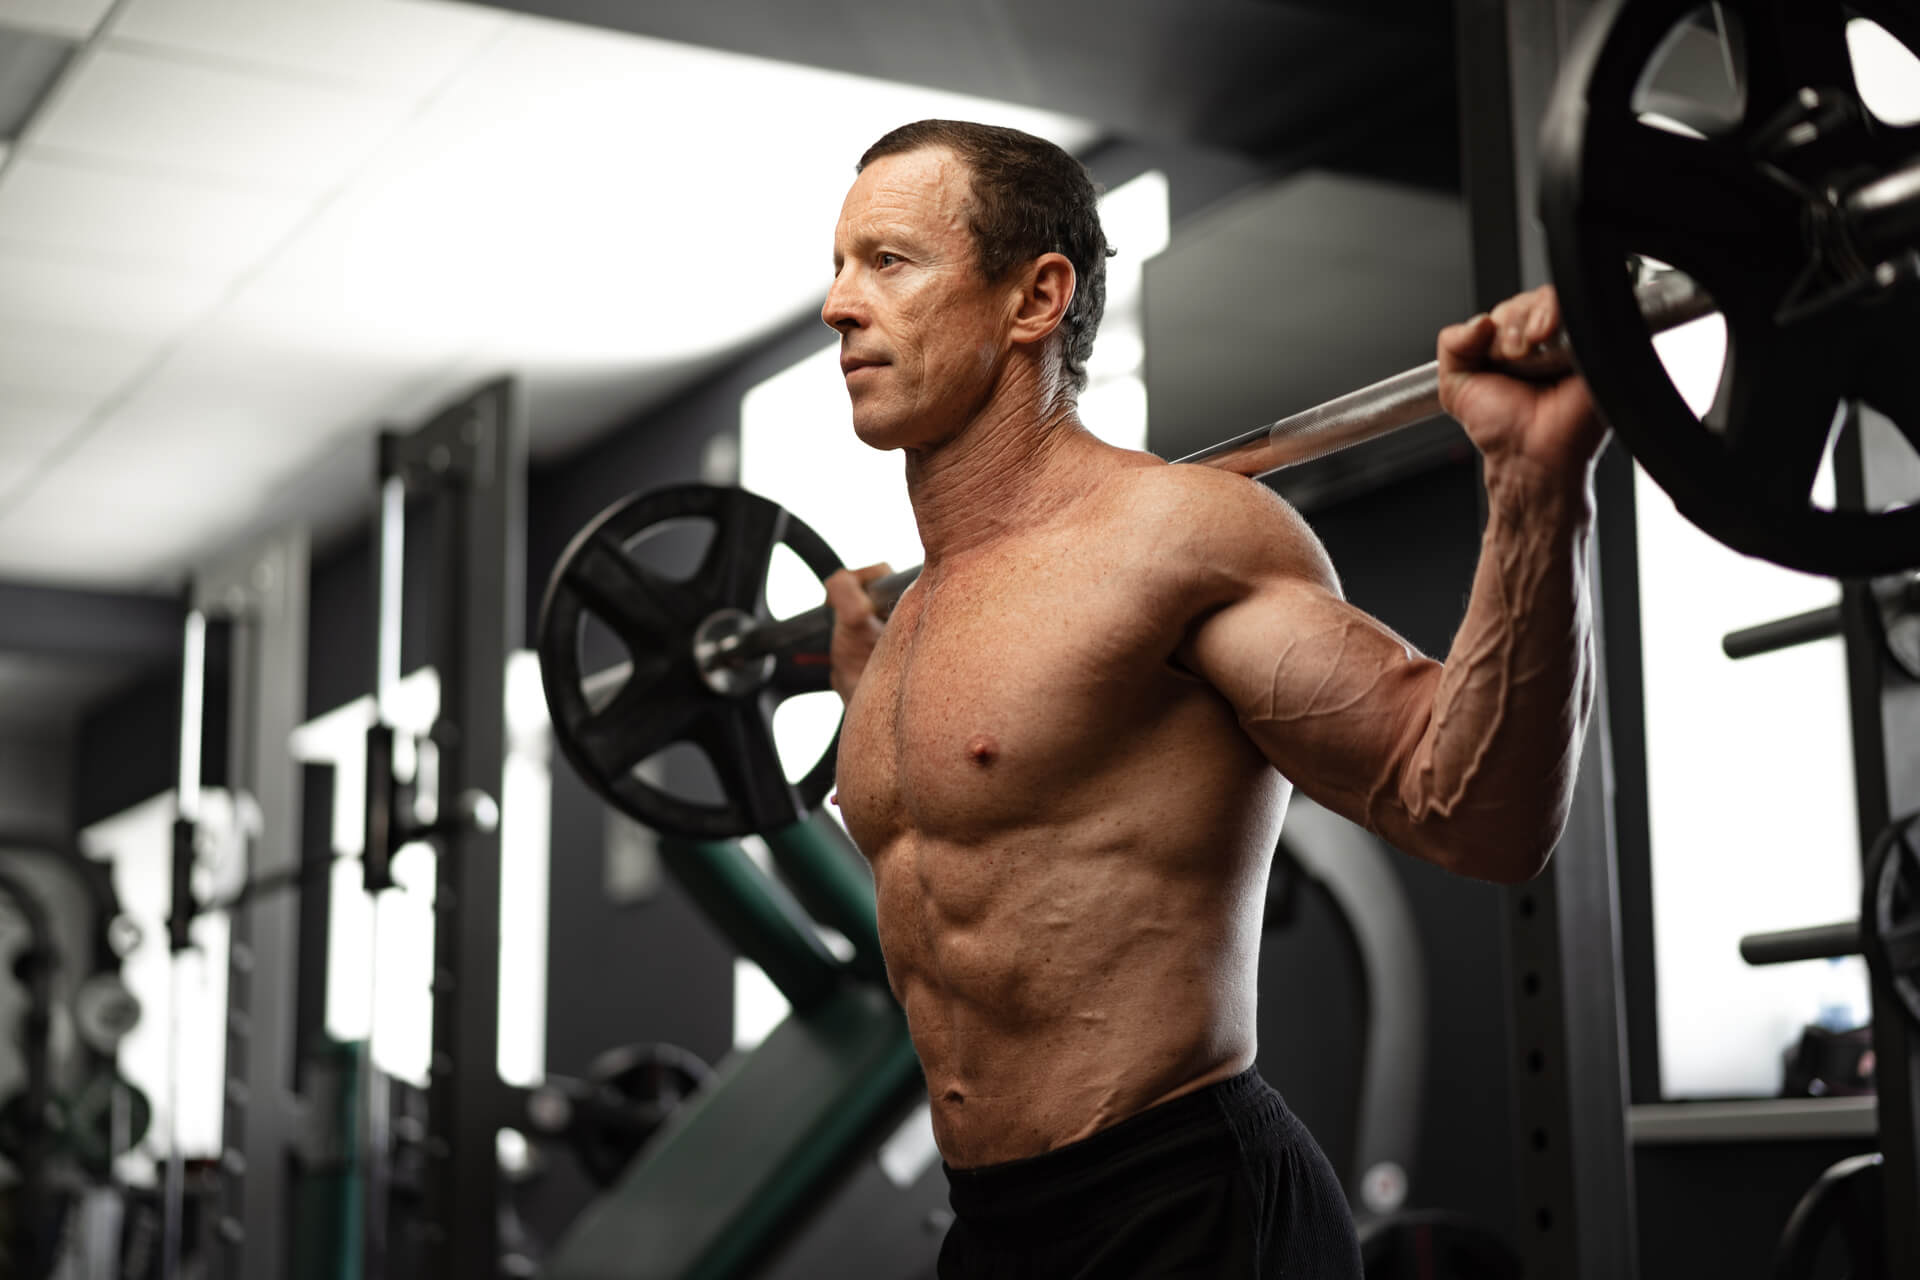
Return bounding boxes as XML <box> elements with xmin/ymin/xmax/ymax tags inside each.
<box><xmin>935</xmin><ymin>1068</ymin><xmax>1362</xmax><ymax>1279</ymax></box>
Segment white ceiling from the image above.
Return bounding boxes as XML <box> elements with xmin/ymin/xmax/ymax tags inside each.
<box><xmin>0</xmin><ymin>0</ymin><xmax>1091</xmax><ymax>591</ymax></box>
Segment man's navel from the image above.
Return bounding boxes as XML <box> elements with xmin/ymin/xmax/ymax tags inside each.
<box><xmin>966</xmin><ymin>735</ymin><xmax>998</xmax><ymax>766</ymax></box>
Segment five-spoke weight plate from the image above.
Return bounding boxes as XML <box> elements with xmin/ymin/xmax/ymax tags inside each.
<box><xmin>1541</xmin><ymin>0</ymin><xmax>1920</xmax><ymax>576</ymax></box>
<box><xmin>537</xmin><ymin>484</ymin><xmax>842</xmax><ymax>840</ymax></box>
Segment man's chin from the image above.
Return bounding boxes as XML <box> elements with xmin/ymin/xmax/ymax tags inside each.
<box><xmin>850</xmin><ymin>415</ymin><xmax>912</xmax><ymax>452</ymax></box>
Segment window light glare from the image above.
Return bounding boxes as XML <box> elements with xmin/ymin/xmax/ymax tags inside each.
<box><xmin>1848</xmin><ymin>19</ymin><xmax>1920</xmax><ymax>126</ymax></box>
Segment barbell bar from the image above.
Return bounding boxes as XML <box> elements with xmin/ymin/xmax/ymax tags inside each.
<box><xmin>698</xmin><ymin>271</ymin><xmax>1720</xmax><ymax>681</ymax></box>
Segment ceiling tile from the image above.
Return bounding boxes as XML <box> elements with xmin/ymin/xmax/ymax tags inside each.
<box><xmin>33</xmin><ymin>47</ymin><xmax>409</xmax><ymax>194</ymax></box>
<box><xmin>0</xmin><ymin>424</ymin><xmax>272</xmax><ymax>585</ymax></box>
<box><xmin>214</xmin><ymin>16</ymin><xmax>1093</xmax><ymax>369</ymax></box>
<box><xmin>0</xmin><ymin>248</ymin><xmax>229</xmax><ymax>337</ymax></box>
<box><xmin>0</xmin><ymin>6</ymin><xmax>1095</xmax><ymax>590</ymax></box>
<box><xmin>0</xmin><ymin>381</ymin><xmax>99</xmax><ymax>452</ymax></box>
<box><xmin>0</xmin><ymin>322</ymin><xmax>160</xmax><ymax>398</ymax></box>
<box><xmin>107</xmin><ymin>0</ymin><xmax>509</xmax><ymax>97</ymax></box>
<box><xmin>0</xmin><ymin>0</ymin><xmax>116</xmax><ymax>39</ymax></box>
<box><xmin>0</xmin><ymin>154</ymin><xmax>310</xmax><ymax>272</ymax></box>
<box><xmin>104</xmin><ymin>319</ymin><xmax>455</xmax><ymax>464</ymax></box>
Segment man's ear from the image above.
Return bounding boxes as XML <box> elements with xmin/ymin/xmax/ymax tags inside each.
<box><xmin>1009</xmin><ymin>252</ymin><xmax>1076</xmax><ymax>348</ymax></box>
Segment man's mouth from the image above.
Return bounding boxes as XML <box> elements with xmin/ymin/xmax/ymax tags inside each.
<box><xmin>841</xmin><ymin>356</ymin><xmax>887</xmax><ymax>377</ymax></box>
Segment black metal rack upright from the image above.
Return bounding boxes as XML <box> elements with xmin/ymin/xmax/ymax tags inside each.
<box><xmin>1456</xmin><ymin>2</ymin><xmax>1639</xmax><ymax>1275</ymax></box>
<box><xmin>1458</xmin><ymin>5</ymin><xmax>1920</xmax><ymax>1277</ymax></box>
<box><xmin>175</xmin><ymin>528</ymin><xmax>311</xmax><ymax>1280</ymax></box>
<box><xmin>1837</xmin><ymin>409</ymin><xmax>1920</xmax><ymax>1275</ymax></box>
<box><xmin>368</xmin><ymin>378</ymin><xmax>525</xmax><ymax>1279</ymax></box>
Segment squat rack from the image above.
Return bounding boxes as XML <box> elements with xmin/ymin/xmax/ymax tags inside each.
<box><xmin>1461</xmin><ymin>2</ymin><xmax>1920</xmax><ymax>1276</ymax></box>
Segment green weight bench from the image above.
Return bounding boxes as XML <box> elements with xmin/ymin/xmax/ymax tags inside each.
<box><xmin>544</xmin><ymin>815</ymin><xmax>925</xmax><ymax>1280</ymax></box>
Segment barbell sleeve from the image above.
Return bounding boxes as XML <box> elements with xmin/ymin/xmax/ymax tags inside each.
<box><xmin>709</xmin><ymin>272</ymin><xmax>1717</xmax><ymax>675</ymax></box>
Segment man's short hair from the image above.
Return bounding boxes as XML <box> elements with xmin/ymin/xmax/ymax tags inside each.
<box><xmin>859</xmin><ymin>120</ymin><xmax>1110</xmax><ymax>394</ymax></box>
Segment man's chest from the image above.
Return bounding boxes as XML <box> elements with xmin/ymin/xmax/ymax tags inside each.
<box><xmin>833</xmin><ymin>554</ymin><xmax>1197</xmax><ymax>844</ymax></box>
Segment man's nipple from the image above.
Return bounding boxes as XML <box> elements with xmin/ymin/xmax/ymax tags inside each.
<box><xmin>966</xmin><ymin>735</ymin><xmax>997</xmax><ymax>766</ymax></box>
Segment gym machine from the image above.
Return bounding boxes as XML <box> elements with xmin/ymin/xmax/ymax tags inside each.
<box><xmin>0</xmin><ymin>837</ymin><xmax>146</xmax><ymax>1279</ymax></box>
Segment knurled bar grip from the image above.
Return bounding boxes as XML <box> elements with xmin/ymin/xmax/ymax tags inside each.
<box><xmin>721</xmin><ymin>273</ymin><xmax>1716</xmax><ymax>668</ymax></box>
<box><xmin>1740</xmin><ymin>921</ymin><xmax>1863</xmax><ymax>966</ymax></box>
<box><xmin>1178</xmin><ymin>270</ymin><xmax>1715</xmax><ymax>478</ymax></box>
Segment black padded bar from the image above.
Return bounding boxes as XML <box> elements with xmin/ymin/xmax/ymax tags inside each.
<box><xmin>1740</xmin><ymin>921</ymin><xmax>1862</xmax><ymax>966</ymax></box>
<box><xmin>1723</xmin><ymin>604</ymin><xmax>1843</xmax><ymax>659</ymax></box>
<box><xmin>1724</xmin><ymin>577</ymin><xmax>1920</xmax><ymax>659</ymax></box>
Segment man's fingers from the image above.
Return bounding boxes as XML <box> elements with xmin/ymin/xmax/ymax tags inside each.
<box><xmin>1454</xmin><ymin>286</ymin><xmax>1562</xmax><ymax>365</ymax></box>
<box><xmin>825</xmin><ymin>563</ymin><xmax>893</xmax><ymax>623</ymax></box>
<box><xmin>824</xmin><ymin>569</ymin><xmax>871</xmax><ymax>622</ymax></box>
<box><xmin>1525</xmin><ymin>289</ymin><xmax>1560</xmax><ymax>343</ymax></box>
<box><xmin>1439</xmin><ymin>313</ymin><xmax>1496</xmax><ymax>362</ymax></box>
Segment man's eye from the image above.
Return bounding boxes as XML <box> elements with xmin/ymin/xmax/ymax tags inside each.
<box><xmin>878</xmin><ymin>253</ymin><xmax>900</xmax><ymax>268</ymax></box>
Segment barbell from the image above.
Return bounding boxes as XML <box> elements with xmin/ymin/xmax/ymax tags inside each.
<box><xmin>538</xmin><ymin>0</ymin><xmax>1920</xmax><ymax>840</ymax></box>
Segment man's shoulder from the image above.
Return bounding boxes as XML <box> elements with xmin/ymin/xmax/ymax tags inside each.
<box><xmin>1099</xmin><ymin>461</ymin><xmax>1341</xmax><ymax>599</ymax></box>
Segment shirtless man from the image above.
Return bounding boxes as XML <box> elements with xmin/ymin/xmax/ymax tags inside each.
<box><xmin>820</xmin><ymin>120</ymin><xmax>1601</xmax><ymax>1279</ymax></box>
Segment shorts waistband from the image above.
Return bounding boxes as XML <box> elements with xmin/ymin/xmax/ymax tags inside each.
<box><xmin>941</xmin><ymin>1067</ymin><xmax>1289</xmax><ymax>1224</ymax></box>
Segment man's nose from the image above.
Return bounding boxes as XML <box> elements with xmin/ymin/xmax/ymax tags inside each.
<box><xmin>821</xmin><ymin>274</ymin><xmax>864</xmax><ymax>332</ymax></box>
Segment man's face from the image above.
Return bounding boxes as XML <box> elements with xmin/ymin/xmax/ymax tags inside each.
<box><xmin>822</xmin><ymin>148</ymin><xmax>1013</xmax><ymax>451</ymax></box>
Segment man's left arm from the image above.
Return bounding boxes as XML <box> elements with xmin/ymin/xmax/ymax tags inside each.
<box><xmin>1179</xmin><ymin>286</ymin><xmax>1606</xmax><ymax>883</ymax></box>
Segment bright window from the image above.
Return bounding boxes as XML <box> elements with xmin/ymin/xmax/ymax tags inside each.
<box><xmin>287</xmin><ymin>653</ymin><xmax>551</xmax><ymax>1088</ymax></box>
<box><xmin>1638</xmin><ymin>318</ymin><xmax>1865</xmax><ymax>1099</ymax></box>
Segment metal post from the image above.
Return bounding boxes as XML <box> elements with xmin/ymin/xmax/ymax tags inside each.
<box><xmin>382</xmin><ymin>379</ymin><xmax>523</xmax><ymax>1278</ymax></box>
<box><xmin>1456</xmin><ymin>0</ymin><xmax>1637</xmax><ymax>1275</ymax></box>
<box><xmin>1834</xmin><ymin>407</ymin><xmax>1920</xmax><ymax>1278</ymax></box>
<box><xmin>192</xmin><ymin>528</ymin><xmax>311</xmax><ymax>1280</ymax></box>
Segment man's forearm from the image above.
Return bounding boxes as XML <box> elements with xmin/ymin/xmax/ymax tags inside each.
<box><xmin>1391</xmin><ymin>459</ymin><xmax>1599</xmax><ymax>882</ymax></box>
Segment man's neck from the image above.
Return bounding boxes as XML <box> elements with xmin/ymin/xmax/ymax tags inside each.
<box><xmin>904</xmin><ymin>390</ymin><xmax>1102</xmax><ymax>566</ymax></box>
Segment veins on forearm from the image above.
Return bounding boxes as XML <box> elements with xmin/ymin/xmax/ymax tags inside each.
<box><xmin>1393</xmin><ymin>470</ymin><xmax>1596</xmax><ymax>862</ymax></box>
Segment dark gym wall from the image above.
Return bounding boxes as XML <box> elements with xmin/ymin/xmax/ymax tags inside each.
<box><xmin>1635</xmin><ymin>1137</ymin><xmax>1878</xmax><ymax>1279</ymax></box>
<box><xmin>0</xmin><ymin>734</ymin><xmax>74</xmax><ymax>837</ymax></box>
<box><xmin>72</xmin><ymin>626</ymin><xmax>228</xmax><ymax>831</ymax></box>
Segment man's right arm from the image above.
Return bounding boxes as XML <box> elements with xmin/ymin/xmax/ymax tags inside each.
<box><xmin>824</xmin><ymin>563</ymin><xmax>893</xmax><ymax>705</ymax></box>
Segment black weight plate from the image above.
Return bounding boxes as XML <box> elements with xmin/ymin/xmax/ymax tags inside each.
<box><xmin>538</xmin><ymin>484</ymin><xmax>844</xmax><ymax>839</ymax></box>
<box><xmin>1863</xmin><ymin>812</ymin><xmax>1920</xmax><ymax>1032</ymax></box>
<box><xmin>1541</xmin><ymin>0</ymin><xmax>1920</xmax><ymax>577</ymax></box>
